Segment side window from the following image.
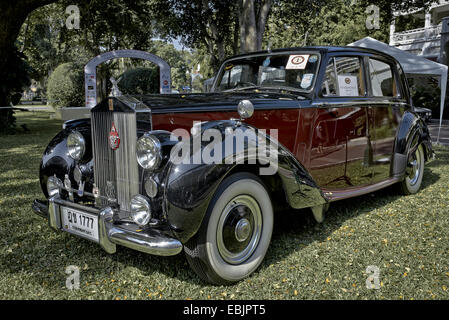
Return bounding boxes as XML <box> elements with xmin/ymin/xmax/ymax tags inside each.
<box><xmin>321</xmin><ymin>57</ymin><xmax>365</xmax><ymax>97</ymax></box>
<box><xmin>369</xmin><ymin>58</ymin><xmax>399</xmax><ymax>97</ymax></box>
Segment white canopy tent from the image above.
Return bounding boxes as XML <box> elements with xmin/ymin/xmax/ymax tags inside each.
<box><xmin>348</xmin><ymin>37</ymin><xmax>447</xmax><ymax>144</ymax></box>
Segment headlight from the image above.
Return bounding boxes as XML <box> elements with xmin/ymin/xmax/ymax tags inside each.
<box><xmin>47</xmin><ymin>175</ymin><xmax>61</xmax><ymax>198</ymax></box>
<box><xmin>130</xmin><ymin>195</ymin><xmax>151</xmax><ymax>226</ymax></box>
<box><xmin>136</xmin><ymin>134</ymin><xmax>161</xmax><ymax>170</ymax></box>
<box><xmin>67</xmin><ymin>131</ymin><xmax>86</xmax><ymax>160</ymax></box>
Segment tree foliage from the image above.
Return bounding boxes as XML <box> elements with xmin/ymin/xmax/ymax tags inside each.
<box><xmin>1</xmin><ymin>0</ymin><xmax>443</xmax><ymax>131</ymax></box>
<box><xmin>47</xmin><ymin>62</ymin><xmax>84</xmax><ymax>108</ymax></box>
<box><xmin>117</xmin><ymin>67</ymin><xmax>159</xmax><ymax>95</ymax></box>
<box><xmin>0</xmin><ymin>0</ymin><xmax>57</xmax><ymax>133</ymax></box>
<box><xmin>265</xmin><ymin>0</ymin><xmax>438</xmax><ymax>49</ymax></box>
<box><xmin>150</xmin><ymin>0</ymin><xmax>239</xmax><ymax>73</ymax></box>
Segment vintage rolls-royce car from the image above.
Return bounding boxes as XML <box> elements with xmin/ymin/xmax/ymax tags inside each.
<box><xmin>32</xmin><ymin>46</ymin><xmax>433</xmax><ymax>285</ymax></box>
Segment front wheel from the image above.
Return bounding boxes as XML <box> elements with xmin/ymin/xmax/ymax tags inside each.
<box><xmin>184</xmin><ymin>172</ymin><xmax>273</xmax><ymax>285</ymax></box>
<box><xmin>398</xmin><ymin>144</ymin><xmax>425</xmax><ymax>195</ymax></box>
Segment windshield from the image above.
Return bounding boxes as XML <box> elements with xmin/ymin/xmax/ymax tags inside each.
<box><xmin>213</xmin><ymin>52</ymin><xmax>321</xmax><ymax>93</ymax></box>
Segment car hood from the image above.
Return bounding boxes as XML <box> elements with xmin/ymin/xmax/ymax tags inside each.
<box><xmin>134</xmin><ymin>92</ymin><xmax>307</xmax><ymax>113</ymax></box>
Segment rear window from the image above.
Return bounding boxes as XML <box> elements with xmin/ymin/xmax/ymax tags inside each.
<box><xmin>368</xmin><ymin>58</ymin><xmax>399</xmax><ymax>97</ymax></box>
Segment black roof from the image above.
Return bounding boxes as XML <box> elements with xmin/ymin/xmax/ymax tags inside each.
<box><xmin>227</xmin><ymin>45</ymin><xmax>397</xmax><ymax>62</ymax></box>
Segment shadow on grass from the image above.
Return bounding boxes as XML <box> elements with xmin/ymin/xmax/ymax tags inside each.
<box><xmin>1</xmin><ymin>167</ymin><xmax>441</xmax><ymax>289</ymax></box>
<box><xmin>1</xmin><ymin>143</ymin><xmax>445</xmax><ymax>290</ymax></box>
<box><xmin>259</xmin><ymin>166</ymin><xmax>441</xmax><ymax>278</ymax></box>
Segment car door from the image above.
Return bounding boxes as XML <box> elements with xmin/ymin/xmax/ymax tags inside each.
<box><xmin>309</xmin><ymin>54</ymin><xmax>373</xmax><ymax>189</ymax></box>
<box><xmin>366</xmin><ymin>57</ymin><xmax>403</xmax><ymax>183</ymax></box>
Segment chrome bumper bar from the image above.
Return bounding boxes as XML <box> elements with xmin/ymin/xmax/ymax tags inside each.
<box><xmin>32</xmin><ymin>197</ymin><xmax>182</xmax><ymax>256</ymax></box>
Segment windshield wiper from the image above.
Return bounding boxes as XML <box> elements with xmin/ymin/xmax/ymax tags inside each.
<box><xmin>222</xmin><ymin>85</ymin><xmax>262</xmax><ymax>92</ymax></box>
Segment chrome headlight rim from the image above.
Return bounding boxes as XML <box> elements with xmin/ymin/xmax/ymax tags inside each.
<box><xmin>136</xmin><ymin>134</ymin><xmax>162</xmax><ymax>170</ymax></box>
<box><xmin>67</xmin><ymin>131</ymin><xmax>86</xmax><ymax>161</ymax></box>
<box><xmin>130</xmin><ymin>194</ymin><xmax>152</xmax><ymax>226</ymax></box>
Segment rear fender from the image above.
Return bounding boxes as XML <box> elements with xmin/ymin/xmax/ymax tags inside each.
<box><xmin>392</xmin><ymin>111</ymin><xmax>433</xmax><ymax>178</ymax></box>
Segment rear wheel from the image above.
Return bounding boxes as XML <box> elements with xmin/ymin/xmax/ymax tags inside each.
<box><xmin>399</xmin><ymin>144</ymin><xmax>425</xmax><ymax>195</ymax></box>
<box><xmin>184</xmin><ymin>172</ymin><xmax>273</xmax><ymax>285</ymax></box>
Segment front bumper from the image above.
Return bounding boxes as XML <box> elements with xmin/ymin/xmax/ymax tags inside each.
<box><xmin>32</xmin><ymin>197</ymin><xmax>183</xmax><ymax>256</ymax></box>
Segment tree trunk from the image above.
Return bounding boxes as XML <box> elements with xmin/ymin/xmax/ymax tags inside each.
<box><xmin>256</xmin><ymin>0</ymin><xmax>271</xmax><ymax>50</ymax></box>
<box><xmin>239</xmin><ymin>0</ymin><xmax>272</xmax><ymax>54</ymax></box>
<box><xmin>240</xmin><ymin>0</ymin><xmax>257</xmax><ymax>53</ymax></box>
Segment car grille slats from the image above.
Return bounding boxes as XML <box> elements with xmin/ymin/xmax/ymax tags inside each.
<box><xmin>91</xmin><ymin>110</ymin><xmax>139</xmax><ymax>212</ymax></box>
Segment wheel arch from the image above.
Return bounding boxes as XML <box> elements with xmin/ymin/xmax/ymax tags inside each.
<box><xmin>163</xmin><ymin>120</ymin><xmax>327</xmax><ymax>243</ymax></box>
<box><xmin>391</xmin><ymin>111</ymin><xmax>433</xmax><ymax>178</ymax></box>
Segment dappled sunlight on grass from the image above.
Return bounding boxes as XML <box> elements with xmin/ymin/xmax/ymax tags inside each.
<box><xmin>0</xmin><ymin>112</ymin><xmax>448</xmax><ymax>300</ymax></box>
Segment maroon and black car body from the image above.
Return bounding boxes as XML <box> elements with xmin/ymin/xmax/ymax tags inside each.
<box><xmin>33</xmin><ymin>46</ymin><xmax>433</xmax><ymax>284</ymax></box>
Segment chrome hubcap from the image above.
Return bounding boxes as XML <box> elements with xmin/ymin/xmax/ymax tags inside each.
<box><xmin>408</xmin><ymin>149</ymin><xmax>421</xmax><ymax>186</ymax></box>
<box><xmin>235</xmin><ymin>218</ymin><xmax>251</xmax><ymax>242</ymax></box>
<box><xmin>216</xmin><ymin>195</ymin><xmax>262</xmax><ymax>265</ymax></box>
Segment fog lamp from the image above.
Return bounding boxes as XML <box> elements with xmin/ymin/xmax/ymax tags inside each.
<box><xmin>130</xmin><ymin>195</ymin><xmax>151</xmax><ymax>226</ymax></box>
<box><xmin>47</xmin><ymin>175</ymin><xmax>61</xmax><ymax>198</ymax></box>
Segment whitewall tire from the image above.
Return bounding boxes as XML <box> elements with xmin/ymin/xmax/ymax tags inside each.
<box><xmin>184</xmin><ymin>172</ymin><xmax>273</xmax><ymax>285</ymax></box>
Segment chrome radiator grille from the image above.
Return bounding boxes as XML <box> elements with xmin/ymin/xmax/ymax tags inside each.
<box><xmin>91</xmin><ymin>111</ymin><xmax>139</xmax><ymax>212</ymax></box>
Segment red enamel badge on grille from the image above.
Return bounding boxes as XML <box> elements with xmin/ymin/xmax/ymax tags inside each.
<box><xmin>109</xmin><ymin>122</ymin><xmax>120</xmax><ymax>150</ymax></box>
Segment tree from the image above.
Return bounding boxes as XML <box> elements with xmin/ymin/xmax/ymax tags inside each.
<box><xmin>150</xmin><ymin>0</ymin><xmax>329</xmax><ymax>73</ymax></box>
<box><xmin>238</xmin><ymin>0</ymin><xmax>272</xmax><ymax>53</ymax></box>
<box><xmin>264</xmin><ymin>0</ymin><xmax>438</xmax><ymax>49</ymax></box>
<box><xmin>151</xmin><ymin>41</ymin><xmax>190</xmax><ymax>90</ymax></box>
<box><xmin>19</xmin><ymin>0</ymin><xmax>159</xmax><ymax>101</ymax></box>
<box><xmin>118</xmin><ymin>67</ymin><xmax>159</xmax><ymax>95</ymax></box>
<box><xmin>151</xmin><ymin>0</ymin><xmax>239</xmax><ymax>73</ymax></box>
<box><xmin>0</xmin><ymin>0</ymin><xmax>57</xmax><ymax>133</ymax></box>
<box><xmin>47</xmin><ymin>62</ymin><xmax>84</xmax><ymax>108</ymax></box>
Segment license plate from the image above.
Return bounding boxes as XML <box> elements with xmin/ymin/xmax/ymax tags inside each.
<box><xmin>61</xmin><ymin>207</ymin><xmax>99</xmax><ymax>242</ymax></box>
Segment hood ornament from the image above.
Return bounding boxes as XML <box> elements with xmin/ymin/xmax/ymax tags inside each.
<box><xmin>106</xmin><ymin>181</ymin><xmax>116</xmax><ymax>203</ymax></box>
<box><xmin>109</xmin><ymin>77</ymin><xmax>122</xmax><ymax>97</ymax></box>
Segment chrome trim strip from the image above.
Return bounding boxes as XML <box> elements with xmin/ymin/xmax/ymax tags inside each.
<box><xmin>311</xmin><ymin>100</ymin><xmax>410</xmax><ymax>107</ymax></box>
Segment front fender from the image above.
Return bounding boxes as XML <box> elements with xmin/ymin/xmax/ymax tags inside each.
<box><xmin>163</xmin><ymin>120</ymin><xmax>326</xmax><ymax>243</ymax></box>
<box><xmin>39</xmin><ymin>124</ymin><xmax>93</xmax><ymax>198</ymax></box>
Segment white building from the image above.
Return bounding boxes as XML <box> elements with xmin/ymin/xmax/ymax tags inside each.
<box><xmin>390</xmin><ymin>0</ymin><xmax>449</xmax><ymax>61</ymax></box>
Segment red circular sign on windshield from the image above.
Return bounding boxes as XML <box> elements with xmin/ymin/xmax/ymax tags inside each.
<box><xmin>291</xmin><ymin>56</ymin><xmax>305</xmax><ymax>65</ymax></box>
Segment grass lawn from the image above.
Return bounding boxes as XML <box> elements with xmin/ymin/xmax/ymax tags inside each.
<box><xmin>0</xmin><ymin>111</ymin><xmax>448</xmax><ymax>300</ymax></box>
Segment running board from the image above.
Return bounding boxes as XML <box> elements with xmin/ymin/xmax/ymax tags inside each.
<box><xmin>322</xmin><ymin>177</ymin><xmax>401</xmax><ymax>202</ymax></box>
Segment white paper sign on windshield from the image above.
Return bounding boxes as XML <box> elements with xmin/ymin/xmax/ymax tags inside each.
<box><xmin>286</xmin><ymin>55</ymin><xmax>310</xmax><ymax>70</ymax></box>
<box><xmin>337</xmin><ymin>75</ymin><xmax>359</xmax><ymax>96</ymax></box>
<box><xmin>301</xmin><ymin>73</ymin><xmax>314</xmax><ymax>89</ymax></box>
